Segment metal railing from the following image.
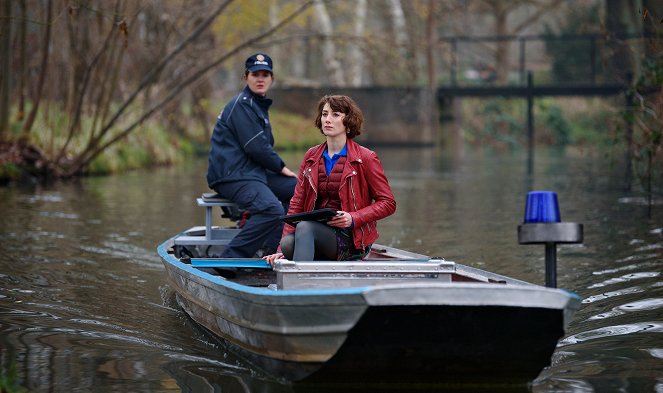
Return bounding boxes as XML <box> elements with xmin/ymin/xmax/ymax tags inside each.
<box><xmin>437</xmin><ymin>32</ymin><xmax>659</xmax><ymax>87</ymax></box>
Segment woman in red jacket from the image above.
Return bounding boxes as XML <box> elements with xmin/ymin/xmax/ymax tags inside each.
<box><xmin>264</xmin><ymin>95</ymin><xmax>396</xmax><ymax>263</ymax></box>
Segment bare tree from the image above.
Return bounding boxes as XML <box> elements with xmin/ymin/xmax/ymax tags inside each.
<box><xmin>425</xmin><ymin>0</ymin><xmax>436</xmax><ymax>88</ymax></box>
<box><xmin>475</xmin><ymin>0</ymin><xmax>564</xmax><ymax>84</ymax></box>
<box><xmin>0</xmin><ymin>0</ymin><xmax>12</xmax><ymax>137</ymax></box>
<box><xmin>21</xmin><ymin>0</ymin><xmax>51</xmax><ymax>139</ymax></box>
<box><xmin>63</xmin><ymin>1</ymin><xmax>314</xmax><ymax>176</ymax></box>
<box><xmin>349</xmin><ymin>0</ymin><xmax>367</xmax><ymax>86</ymax></box>
<box><xmin>388</xmin><ymin>0</ymin><xmax>408</xmax><ymax>60</ymax></box>
<box><xmin>16</xmin><ymin>0</ymin><xmax>27</xmax><ymax>122</ymax></box>
<box><xmin>0</xmin><ymin>0</ymin><xmax>317</xmax><ymax>178</ymax></box>
<box><xmin>313</xmin><ymin>0</ymin><xmax>344</xmax><ymax>85</ymax></box>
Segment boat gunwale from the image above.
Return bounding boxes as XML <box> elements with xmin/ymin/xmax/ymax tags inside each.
<box><xmin>158</xmin><ymin>237</ymin><xmax>581</xmax><ymax>311</ymax></box>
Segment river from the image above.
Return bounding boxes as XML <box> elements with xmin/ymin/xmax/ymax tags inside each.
<box><xmin>1</xmin><ymin>146</ymin><xmax>661</xmax><ymax>392</ymax></box>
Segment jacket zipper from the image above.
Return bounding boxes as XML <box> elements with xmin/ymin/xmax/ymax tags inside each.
<box><xmin>304</xmin><ymin>167</ymin><xmax>318</xmax><ymax>208</ymax></box>
<box><xmin>348</xmin><ymin>175</ymin><xmax>365</xmax><ymax>250</ymax></box>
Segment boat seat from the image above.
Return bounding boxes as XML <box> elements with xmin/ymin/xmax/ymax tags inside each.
<box><xmin>197</xmin><ymin>193</ymin><xmax>242</xmax><ymax>241</ymax></box>
<box><xmin>172</xmin><ymin>194</ymin><xmax>243</xmax><ymax>255</ymax></box>
<box><xmin>201</xmin><ymin>192</ymin><xmax>243</xmax><ymax>222</ymax></box>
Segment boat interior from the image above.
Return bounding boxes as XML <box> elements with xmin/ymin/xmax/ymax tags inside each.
<box><xmin>165</xmin><ymin>194</ymin><xmax>518</xmax><ymax>290</ymax></box>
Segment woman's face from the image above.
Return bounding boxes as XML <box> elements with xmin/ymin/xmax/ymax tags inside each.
<box><xmin>246</xmin><ymin>70</ymin><xmax>273</xmax><ymax>96</ymax></box>
<box><xmin>320</xmin><ymin>103</ymin><xmax>347</xmax><ymax>138</ymax></box>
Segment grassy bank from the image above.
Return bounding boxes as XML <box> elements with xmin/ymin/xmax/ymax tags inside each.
<box><xmin>0</xmin><ymin>104</ymin><xmax>321</xmax><ymax>182</ymax></box>
<box><xmin>1</xmin><ymin>95</ymin><xmax>649</xmax><ymax>184</ymax></box>
<box><xmin>458</xmin><ymin>96</ymin><xmax>621</xmax><ymax>150</ymax></box>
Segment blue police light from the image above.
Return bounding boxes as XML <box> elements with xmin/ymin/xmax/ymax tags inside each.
<box><xmin>524</xmin><ymin>191</ymin><xmax>561</xmax><ymax>223</ymax></box>
<box><xmin>518</xmin><ymin>190</ymin><xmax>583</xmax><ymax>288</ymax></box>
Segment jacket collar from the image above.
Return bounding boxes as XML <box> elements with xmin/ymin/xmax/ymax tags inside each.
<box><xmin>242</xmin><ymin>86</ymin><xmax>273</xmax><ymax>109</ymax></box>
<box><xmin>308</xmin><ymin>139</ymin><xmax>362</xmax><ymax>164</ymax></box>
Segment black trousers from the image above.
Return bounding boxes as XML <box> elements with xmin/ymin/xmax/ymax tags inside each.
<box><xmin>213</xmin><ymin>173</ymin><xmax>295</xmax><ymax>258</ymax></box>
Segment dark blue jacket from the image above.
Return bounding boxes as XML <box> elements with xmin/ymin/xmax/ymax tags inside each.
<box><xmin>207</xmin><ymin>86</ymin><xmax>285</xmax><ymax>188</ymax></box>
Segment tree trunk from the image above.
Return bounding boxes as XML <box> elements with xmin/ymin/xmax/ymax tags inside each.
<box><xmin>21</xmin><ymin>0</ymin><xmax>52</xmax><ymax>139</ymax></box>
<box><xmin>605</xmin><ymin>0</ymin><xmax>643</xmax><ymax>84</ymax></box>
<box><xmin>605</xmin><ymin>0</ymin><xmax>644</xmax><ymax>191</ymax></box>
<box><xmin>313</xmin><ymin>0</ymin><xmax>344</xmax><ymax>86</ymax></box>
<box><xmin>17</xmin><ymin>0</ymin><xmax>26</xmax><ymax>122</ymax></box>
<box><xmin>56</xmin><ymin>5</ymin><xmax>123</xmax><ymax>166</ymax></box>
<box><xmin>493</xmin><ymin>4</ymin><xmax>510</xmax><ymax>84</ymax></box>
<box><xmin>0</xmin><ymin>0</ymin><xmax>11</xmax><ymax>138</ymax></box>
<box><xmin>65</xmin><ymin>4</ymin><xmax>79</xmax><ymax>117</ymax></box>
<box><xmin>425</xmin><ymin>0</ymin><xmax>436</xmax><ymax>89</ymax></box>
<box><xmin>64</xmin><ymin>1</ymin><xmax>313</xmax><ymax>177</ymax></box>
<box><xmin>642</xmin><ymin>0</ymin><xmax>662</xmax><ymax>51</ymax></box>
<box><xmin>388</xmin><ymin>0</ymin><xmax>408</xmax><ymax>58</ymax></box>
<box><xmin>388</xmin><ymin>0</ymin><xmax>417</xmax><ymax>81</ymax></box>
<box><xmin>349</xmin><ymin>0</ymin><xmax>367</xmax><ymax>87</ymax></box>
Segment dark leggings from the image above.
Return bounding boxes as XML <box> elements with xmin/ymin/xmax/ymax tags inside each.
<box><xmin>280</xmin><ymin>221</ymin><xmax>338</xmax><ymax>261</ymax></box>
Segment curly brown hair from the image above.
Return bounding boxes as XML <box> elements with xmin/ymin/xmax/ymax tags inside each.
<box><xmin>314</xmin><ymin>95</ymin><xmax>364</xmax><ymax>139</ymax></box>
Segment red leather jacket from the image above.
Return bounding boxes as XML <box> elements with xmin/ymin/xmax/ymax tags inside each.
<box><xmin>283</xmin><ymin>139</ymin><xmax>396</xmax><ymax>250</ymax></box>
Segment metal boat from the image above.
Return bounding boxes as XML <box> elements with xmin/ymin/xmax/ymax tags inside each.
<box><xmin>158</xmin><ymin>199</ymin><xmax>582</xmax><ymax>386</ymax></box>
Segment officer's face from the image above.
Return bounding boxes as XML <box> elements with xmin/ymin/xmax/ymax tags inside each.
<box><xmin>246</xmin><ymin>70</ymin><xmax>273</xmax><ymax>96</ymax></box>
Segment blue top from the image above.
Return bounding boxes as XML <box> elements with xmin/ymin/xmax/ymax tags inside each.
<box><xmin>322</xmin><ymin>145</ymin><xmax>347</xmax><ymax>176</ymax></box>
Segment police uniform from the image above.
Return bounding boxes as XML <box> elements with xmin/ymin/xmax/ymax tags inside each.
<box><xmin>206</xmin><ymin>54</ymin><xmax>296</xmax><ymax>258</ymax></box>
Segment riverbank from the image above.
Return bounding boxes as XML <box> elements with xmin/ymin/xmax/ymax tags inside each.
<box><xmin>0</xmin><ymin>108</ymin><xmax>320</xmax><ymax>184</ymax></box>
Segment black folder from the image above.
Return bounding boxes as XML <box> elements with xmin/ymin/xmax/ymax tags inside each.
<box><xmin>280</xmin><ymin>208</ymin><xmax>339</xmax><ymax>226</ymax></box>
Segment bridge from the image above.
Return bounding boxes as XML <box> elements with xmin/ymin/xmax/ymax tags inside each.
<box><xmin>433</xmin><ymin>32</ymin><xmax>656</xmax><ymax>173</ymax></box>
<box><xmin>272</xmin><ymin>33</ymin><xmax>656</xmax><ymax>153</ymax></box>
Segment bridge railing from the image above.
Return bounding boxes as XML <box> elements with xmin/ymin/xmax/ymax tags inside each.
<box><xmin>437</xmin><ymin>33</ymin><xmax>659</xmax><ymax>87</ymax></box>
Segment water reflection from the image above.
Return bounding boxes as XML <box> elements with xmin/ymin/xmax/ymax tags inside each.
<box><xmin>1</xmin><ymin>147</ymin><xmax>662</xmax><ymax>392</ymax></box>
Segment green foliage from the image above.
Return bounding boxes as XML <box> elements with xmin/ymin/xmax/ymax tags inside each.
<box><xmin>459</xmin><ymin>96</ymin><xmax>618</xmax><ymax>150</ymax></box>
<box><xmin>543</xmin><ymin>3</ymin><xmax>602</xmax><ymax>83</ymax></box>
<box><xmin>270</xmin><ymin>110</ymin><xmax>323</xmax><ymax>151</ymax></box>
<box><xmin>481</xmin><ymin>99</ymin><xmax>523</xmax><ymax>149</ymax></box>
<box><xmin>0</xmin><ymin>162</ymin><xmax>21</xmax><ymax>181</ymax></box>
<box><xmin>460</xmin><ymin>98</ymin><xmax>523</xmax><ymax>150</ymax></box>
<box><xmin>87</xmin><ymin>122</ymin><xmax>186</xmax><ymax>175</ymax></box>
<box><xmin>537</xmin><ymin>101</ymin><xmax>571</xmax><ymax>146</ymax></box>
<box><xmin>3</xmin><ymin>103</ymin><xmax>194</xmax><ymax>177</ymax></box>
<box><xmin>627</xmin><ymin>56</ymin><xmax>663</xmax><ymax>195</ymax></box>
<box><xmin>0</xmin><ymin>360</ymin><xmax>27</xmax><ymax>393</ymax></box>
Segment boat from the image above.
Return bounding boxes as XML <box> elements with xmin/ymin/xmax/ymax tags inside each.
<box><xmin>157</xmin><ymin>194</ymin><xmax>582</xmax><ymax>387</ymax></box>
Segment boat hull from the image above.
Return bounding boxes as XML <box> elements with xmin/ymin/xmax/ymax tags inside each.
<box><xmin>158</xmin><ymin>238</ymin><xmax>580</xmax><ymax>385</ymax></box>
<box><xmin>306</xmin><ymin>304</ymin><xmax>564</xmax><ymax>384</ymax></box>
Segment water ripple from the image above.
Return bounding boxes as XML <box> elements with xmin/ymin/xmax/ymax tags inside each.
<box><xmin>616</xmin><ymin>253</ymin><xmax>661</xmax><ymax>263</ymax></box>
<box><xmin>163</xmin><ymin>352</ymin><xmax>248</xmax><ymax>371</ymax></box>
<box><xmin>25</xmin><ymin>193</ymin><xmax>64</xmax><ymax>203</ymax></box>
<box><xmin>79</xmin><ymin>241</ymin><xmax>162</xmax><ymax>268</ymax></box>
<box><xmin>593</xmin><ymin>263</ymin><xmax>648</xmax><ymax>275</ymax></box>
<box><xmin>582</xmin><ymin>286</ymin><xmax>644</xmax><ymax>304</ymax></box>
<box><xmin>21</xmin><ymin>325</ymin><xmax>183</xmax><ymax>352</ymax></box>
<box><xmin>634</xmin><ymin>243</ymin><xmax>663</xmax><ymax>252</ymax></box>
<box><xmin>38</xmin><ymin>211</ymin><xmax>79</xmax><ymax>220</ymax></box>
<box><xmin>588</xmin><ymin>298</ymin><xmax>663</xmax><ymax>320</ymax></box>
<box><xmin>618</xmin><ymin>196</ymin><xmax>663</xmax><ymax>206</ymax></box>
<box><xmin>588</xmin><ymin>272</ymin><xmax>660</xmax><ymax>289</ymax></box>
<box><xmin>559</xmin><ymin>322</ymin><xmax>663</xmax><ymax>346</ymax></box>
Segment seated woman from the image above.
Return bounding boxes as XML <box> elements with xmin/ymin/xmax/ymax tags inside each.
<box><xmin>264</xmin><ymin>95</ymin><xmax>396</xmax><ymax>263</ymax></box>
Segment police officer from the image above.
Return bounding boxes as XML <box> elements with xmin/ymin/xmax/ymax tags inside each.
<box><xmin>206</xmin><ymin>53</ymin><xmax>297</xmax><ymax>258</ymax></box>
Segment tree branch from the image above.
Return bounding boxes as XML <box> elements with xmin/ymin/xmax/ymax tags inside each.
<box><xmin>69</xmin><ymin>0</ymin><xmax>235</xmax><ymax>172</ymax></box>
<box><xmin>21</xmin><ymin>0</ymin><xmax>52</xmax><ymax>139</ymax></box>
<box><xmin>65</xmin><ymin>0</ymin><xmax>315</xmax><ymax>176</ymax></box>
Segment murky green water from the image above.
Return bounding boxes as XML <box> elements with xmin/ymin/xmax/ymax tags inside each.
<box><xmin>1</xmin><ymin>146</ymin><xmax>662</xmax><ymax>392</ymax></box>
